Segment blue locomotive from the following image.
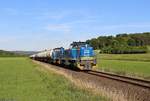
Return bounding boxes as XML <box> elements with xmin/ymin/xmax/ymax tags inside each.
<box><xmin>51</xmin><ymin>42</ymin><xmax>97</xmax><ymax>70</ymax></box>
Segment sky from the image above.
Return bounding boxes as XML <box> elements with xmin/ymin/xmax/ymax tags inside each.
<box><xmin>0</xmin><ymin>0</ymin><xmax>150</xmax><ymax>51</ymax></box>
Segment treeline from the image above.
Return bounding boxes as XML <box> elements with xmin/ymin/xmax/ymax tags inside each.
<box><xmin>86</xmin><ymin>32</ymin><xmax>150</xmax><ymax>54</ymax></box>
<box><xmin>0</xmin><ymin>50</ymin><xmax>26</xmax><ymax>57</ymax></box>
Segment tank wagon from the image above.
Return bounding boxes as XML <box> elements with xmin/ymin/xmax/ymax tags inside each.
<box><xmin>30</xmin><ymin>42</ymin><xmax>97</xmax><ymax>70</ymax></box>
<box><xmin>30</xmin><ymin>50</ymin><xmax>53</xmax><ymax>63</ymax></box>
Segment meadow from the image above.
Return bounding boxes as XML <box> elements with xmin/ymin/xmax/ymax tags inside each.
<box><xmin>0</xmin><ymin>57</ymin><xmax>107</xmax><ymax>101</ymax></box>
<box><xmin>96</xmin><ymin>53</ymin><xmax>150</xmax><ymax>79</ymax></box>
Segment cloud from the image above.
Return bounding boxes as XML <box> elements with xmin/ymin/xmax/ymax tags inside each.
<box><xmin>45</xmin><ymin>24</ymin><xmax>71</xmax><ymax>33</ymax></box>
<box><xmin>0</xmin><ymin>37</ymin><xmax>17</xmax><ymax>43</ymax></box>
<box><xmin>36</xmin><ymin>11</ymin><xmax>69</xmax><ymax>20</ymax></box>
<box><xmin>3</xmin><ymin>8</ymin><xmax>18</xmax><ymax>15</ymax></box>
<box><xmin>101</xmin><ymin>23</ymin><xmax>150</xmax><ymax>30</ymax></box>
<box><xmin>36</xmin><ymin>9</ymin><xmax>100</xmax><ymax>22</ymax></box>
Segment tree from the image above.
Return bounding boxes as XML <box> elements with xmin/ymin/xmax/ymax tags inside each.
<box><xmin>86</xmin><ymin>32</ymin><xmax>150</xmax><ymax>54</ymax></box>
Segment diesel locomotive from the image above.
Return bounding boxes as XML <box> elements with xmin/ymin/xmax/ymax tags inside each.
<box><xmin>30</xmin><ymin>42</ymin><xmax>97</xmax><ymax>70</ymax></box>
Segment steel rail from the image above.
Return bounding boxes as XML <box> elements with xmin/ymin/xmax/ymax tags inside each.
<box><xmin>85</xmin><ymin>70</ymin><xmax>150</xmax><ymax>89</ymax></box>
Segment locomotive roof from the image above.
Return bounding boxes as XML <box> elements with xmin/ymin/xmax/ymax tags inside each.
<box><xmin>70</xmin><ymin>42</ymin><xmax>87</xmax><ymax>47</ymax></box>
<box><xmin>54</xmin><ymin>47</ymin><xmax>64</xmax><ymax>50</ymax></box>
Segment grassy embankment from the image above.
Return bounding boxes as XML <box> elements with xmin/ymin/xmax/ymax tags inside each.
<box><xmin>95</xmin><ymin>52</ymin><xmax>150</xmax><ymax>79</ymax></box>
<box><xmin>0</xmin><ymin>57</ymin><xmax>107</xmax><ymax>101</ymax></box>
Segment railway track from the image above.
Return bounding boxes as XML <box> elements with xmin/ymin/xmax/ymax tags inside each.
<box><xmin>33</xmin><ymin>60</ymin><xmax>150</xmax><ymax>89</ymax></box>
<box><xmin>34</xmin><ymin>60</ymin><xmax>150</xmax><ymax>101</ymax></box>
<box><xmin>85</xmin><ymin>70</ymin><xmax>150</xmax><ymax>89</ymax></box>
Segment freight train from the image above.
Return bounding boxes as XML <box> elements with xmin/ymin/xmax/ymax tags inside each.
<box><xmin>30</xmin><ymin>42</ymin><xmax>97</xmax><ymax>70</ymax></box>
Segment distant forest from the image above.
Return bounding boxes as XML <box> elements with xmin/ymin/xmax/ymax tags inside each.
<box><xmin>86</xmin><ymin>32</ymin><xmax>150</xmax><ymax>54</ymax></box>
<box><xmin>0</xmin><ymin>50</ymin><xmax>25</xmax><ymax>57</ymax></box>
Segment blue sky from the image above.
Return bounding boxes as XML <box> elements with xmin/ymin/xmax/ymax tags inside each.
<box><xmin>0</xmin><ymin>0</ymin><xmax>150</xmax><ymax>51</ymax></box>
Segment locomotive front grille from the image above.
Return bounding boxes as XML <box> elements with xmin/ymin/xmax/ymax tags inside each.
<box><xmin>79</xmin><ymin>60</ymin><xmax>92</xmax><ymax>70</ymax></box>
<box><xmin>84</xmin><ymin>61</ymin><xmax>92</xmax><ymax>70</ymax></box>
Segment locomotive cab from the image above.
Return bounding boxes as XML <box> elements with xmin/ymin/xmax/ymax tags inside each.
<box><xmin>79</xmin><ymin>44</ymin><xmax>96</xmax><ymax>70</ymax></box>
<box><xmin>70</xmin><ymin>42</ymin><xmax>97</xmax><ymax>70</ymax></box>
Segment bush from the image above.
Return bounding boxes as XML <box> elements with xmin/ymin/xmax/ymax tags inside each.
<box><xmin>101</xmin><ymin>46</ymin><xmax>148</xmax><ymax>54</ymax></box>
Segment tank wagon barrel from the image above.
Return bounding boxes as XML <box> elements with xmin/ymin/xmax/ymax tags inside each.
<box><xmin>30</xmin><ymin>50</ymin><xmax>53</xmax><ymax>63</ymax></box>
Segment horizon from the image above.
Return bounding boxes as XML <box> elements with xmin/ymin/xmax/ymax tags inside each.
<box><xmin>2</xmin><ymin>32</ymin><xmax>149</xmax><ymax>51</ymax></box>
<box><xmin>0</xmin><ymin>0</ymin><xmax>150</xmax><ymax>51</ymax></box>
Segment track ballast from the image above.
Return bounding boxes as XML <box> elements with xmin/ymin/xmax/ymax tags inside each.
<box><xmin>85</xmin><ymin>70</ymin><xmax>150</xmax><ymax>89</ymax></box>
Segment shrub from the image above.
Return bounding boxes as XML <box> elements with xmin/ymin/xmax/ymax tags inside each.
<box><xmin>101</xmin><ymin>46</ymin><xmax>148</xmax><ymax>54</ymax></box>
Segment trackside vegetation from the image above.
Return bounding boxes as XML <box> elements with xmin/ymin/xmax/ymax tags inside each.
<box><xmin>96</xmin><ymin>53</ymin><xmax>150</xmax><ymax>79</ymax></box>
<box><xmin>87</xmin><ymin>32</ymin><xmax>150</xmax><ymax>54</ymax></box>
<box><xmin>0</xmin><ymin>58</ymin><xmax>108</xmax><ymax>101</ymax></box>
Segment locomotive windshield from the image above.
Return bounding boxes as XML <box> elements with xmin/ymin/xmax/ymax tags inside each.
<box><xmin>70</xmin><ymin>42</ymin><xmax>90</xmax><ymax>48</ymax></box>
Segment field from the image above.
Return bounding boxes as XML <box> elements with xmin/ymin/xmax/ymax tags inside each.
<box><xmin>148</xmin><ymin>46</ymin><xmax>150</xmax><ymax>52</ymax></box>
<box><xmin>96</xmin><ymin>53</ymin><xmax>150</xmax><ymax>79</ymax></box>
<box><xmin>0</xmin><ymin>57</ymin><xmax>107</xmax><ymax>101</ymax></box>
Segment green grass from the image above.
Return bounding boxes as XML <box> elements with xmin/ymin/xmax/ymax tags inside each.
<box><xmin>97</xmin><ymin>53</ymin><xmax>150</xmax><ymax>62</ymax></box>
<box><xmin>96</xmin><ymin>53</ymin><xmax>150</xmax><ymax>79</ymax></box>
<box><xmin>148</xmin><ymin>46</ymin><xmax>150</xmax><ymax>52</ymax></box>
<box><xmin>0</xmin><ymin>57</ymin><xmax>107</xmax><ymax>101</ymax></box>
